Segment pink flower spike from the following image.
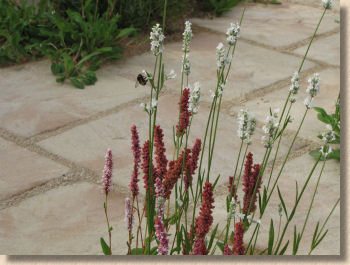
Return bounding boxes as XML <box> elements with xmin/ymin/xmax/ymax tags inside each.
<box><xmin>155</xmin><ymin>216</ymin><xmax>169</xmax><ymax>255</ymax></box>
<box><xmin>124</xmin><ymin>197</ymin><xmax>134</xmax><ymax>233</ymax></box>
<box><xmin>102</xmin><ymin>149</ymin><xmax>113</xmax><ymax>194</ymax></box>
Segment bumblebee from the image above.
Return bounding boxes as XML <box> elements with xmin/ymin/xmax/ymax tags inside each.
<box><xmin>135</xmin><ymin>73</ymin><xmax>148</xmax><ymax>88</ymax></box>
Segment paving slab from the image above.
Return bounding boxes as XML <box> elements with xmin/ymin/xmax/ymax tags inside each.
<box><xmin>114</xmin><ymin>30</ymin><xmax>314</xmax><ymax>105</ymax></box>
<box><xmin>285</xmin><ymin>0</ymin><xmax>340</xmax><ymax>11</ymax></box>
<box><xmin>0</xmin><ymin>60</ymin><xmax>149</xmax><ymax>138</ymax></box>
<box><xmin>293</xmin><ymin>32</ymin><xmax>340</xmax><ymax>66</ymax></box>
<box><xmin>229</xmin><ymin>68</ymin><xmax>340</xmax><ymax>141</ymax></box>
<box><xmin>0</xmin><ymin>182</ymin><xmax>133</xmax><ymax>254</ymax></box>
<box><xmin>191</xmin><ymin>3</ymin><xmax>340</xmax><ymax>48</ymax></box>
<box><xmin>0</xmin><ymin>137</ymin><xmax>68</xmax><ymax>200</ymax></box>
<box><xmin>38</xmin><ymin>93</ymin><xmax>306</xmax><ymax>194</ymax></box>
<box><xmin>211</xmin><ymin>152</ymin><xmax>340</xmax><ymax>255</ymax></box>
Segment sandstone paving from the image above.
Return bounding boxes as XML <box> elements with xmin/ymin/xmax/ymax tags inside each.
<box><xmin>0</xmin><ymin>137</ymin><xmax>69</xmax><ymax>200</ymax></box>
<box><xmin>229</xmin><ymin>68</ymin><xmax>340</xmax><ymax>141</ymax></box>
<box><xmin>0</xmin><ymin>1</ymin><xmax>340</xmax><ymax>256</ymax></box>
<box><xmin>211</xmin><ymin>152</ymin><xmax>340</xmax><ymax>255</ymax></box>
<box><xmin>191</xmin><ymin>2</ymin><xmax>340</xmax><ymax>48</ymax></box>
<box><xmin>0</xmin><ymin>59</ymin><xmax>149</xmax><ymax>138</ymax></box>
<box><xmin>0</xmin><ymin>182</ymin><xmax>133</xmax><ymax>254</ymax></box>
<box><xmin>38</xmin><ymin>93</ymin><xmax>306</xmax><ymax>195</ymax></box>
<box><xmin>285</xmin><ymin>0</ymin><xmax>340</xmax><ymax>11</ymax></box>
<box><xmin>293</xmin><ymin>32</ymin><xmax>340</xmax><ymax>66</ymax></box>
<box><xmin>113</xmin><ymin>30</ymin><xmax>315</xmax><ymax>105</ymax></box>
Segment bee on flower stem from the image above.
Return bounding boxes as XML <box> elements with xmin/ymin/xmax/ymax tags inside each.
<box><xmin>135</xmin><ymin>72</ymin><xmax>148</xmax><ymax>88</ymax></box>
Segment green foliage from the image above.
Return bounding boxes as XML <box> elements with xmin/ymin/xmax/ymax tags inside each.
<box><xmin>100</xmin><ymin>237</ymin><xmax>111</xmax><ymax>255</ymax></box>
<box><xmin>309</xmin><ymin>94</ymin><xmax>340</xmax><ymax>161</ymax></box>
<box><xmin>0</xmin><ymin>0</ymin><xmax>51</xmax><ymax>64</ymax></box>
<box><xmin>41</xmin><ymin>2</ymin><xmax>134</xmax><ymax>88</ymax></box>
<box><xmin>207</xmin><ymin>0</ymin><xmax>240</xmax><ymax>16</ymax></box>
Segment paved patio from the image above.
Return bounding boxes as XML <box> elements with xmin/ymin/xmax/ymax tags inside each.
<box><xmin>0</xmin><ymin>0</ymin><xmax>340</xmax><ymax>255</ymax></box>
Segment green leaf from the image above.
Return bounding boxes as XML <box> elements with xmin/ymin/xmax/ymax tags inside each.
<box><xmin>130</xmin><ymin>247</ymin><xmax>143</xmax><ymax>255</ymax></box>
<box><xmin>51</xmin><ymin>63</ymin><xmax>64</xmax><ymax>75</ymax></box>
<box><xmin>56</xmin><ymin>74</ymin><xmax>66</xmax><ymax>83</ymax></box>
<box><xmin>170</xmin><ymin>247</ymin><xmax>181</xmax><ymax>254</ymax></box>
<box><xmin>116</xmin><ymin>27</ymin><xmax>136</xmax><ymax>39</ymax></box>
<box><xmin>258</xmin><ymin>248</ymin><xmax>268</xmax><ymax>255</ymax></box>
<box><xmin>279</xmin><ymin>240</ymin><xmax>289</xmax><ymax>255</ymax></box>
<box><xmin>70</xmin><ymin>78</ymin><xmax>85</xmax><ymax>89</ymax></box>
<box><xmin>100</xmin><ymin>237</ymin><xmax>111</xmax><ymax>255</ymax></box>
<box><xmin>208</xmin><ymin>223</ymin><xmax>219</xmax><ymax>251</ymax></box>
<box><xmin>315</xmin><ymin>230</ymin><xmax>328</xmax><ymax>248</ymax></box>
<box><xmin>216</xmin><ymin>241</ymin><xmax>224</xmax><ymax>253</ymax></box>
<box><xmin>77</xmin><ymin>47</ymin><xmax>113</xmax><ymax>67</ymax></box>
<box><xmin>277</xmin><ymin>186</ymin><xmax>288</xmax><ymax>219</ymax></box>
<box><xmin>212</xmin><ymin>174</ymin><xmax>221</xmax><ymax>190</ymax></box>
<box><xmin>63</xmin><ymin>53</ymin><xmax>75</xmax><ymax>75</ymax></box>
<box><xmin>267</xmin><ymin>219</ymin><xmax>274</xmax><ymax>255</ymax></box>
<box><xmin>292</xmin><ymin>225</ymin><xmax>297</xmax><ymax>254</ymax></box>
<box><xmin>150</xmin><ymin>246</ymin><xmax>158</xmax><ymax>255</ymax></box>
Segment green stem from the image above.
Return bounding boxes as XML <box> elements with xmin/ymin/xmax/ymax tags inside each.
<box><xmin>298</xmin><ymin>8</ymin><xmax>327</xmax><ymax>73</ymax></box>
<box><xmin>293</xmin><ymin>159</ymin><xmax>327</xmax><ymax>255</ymax></box>
<box><xmin>273</xmin><ymin>154</ymin><xmax>321</xmax><ymax>254</ymax></box>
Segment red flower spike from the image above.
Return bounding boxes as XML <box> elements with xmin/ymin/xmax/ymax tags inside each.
<box><xmin>224</xmin><ymin>244</ymin><xmax>233</xmax><ymax>255</ymax></box>
<box><xmin>242</xmin><ymin>152</ymin><xmax>261</xmax><ymax>214</ymax></box>
<box><xmin>154</xmin><ymin>125</ymin><xmax>168</xmax><ymax>181</ymax></box>
<box><xmin>190</xmin><ymin>237</ymin><xmax>208</xmax><ymax>255</ymax></box>
<box><xmin>163</xmin><ymin>150</ymin><xmax>188</xmax><ymax>199</ymax></box>
<box><xmin>130</xmin><ymin>125</ymin><xmax>141</xmax><ymax>198</ymax></box>
<box><xmin>176</xmin><ymin>88</ymin><xmax>191</xmax><ymax>136</ymax></box>
<box><xmin>195</xmin><ymin>181</ymin><xmax>215</xmax><ymax>239</ymax></box>
<box><xmin>233</xmin><ymin>222</ymin><xmax>245</xmax><ymax>255</ymax></box>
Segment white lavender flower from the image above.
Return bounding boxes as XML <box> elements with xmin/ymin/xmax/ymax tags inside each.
<box><xmin>182</xmin><ymin>21</ymin><xmax>193</xmax><ymax>53</ymax></box>
<box><xmin>150</xmin><ymin>24</ymin><xmax>165</xmax><ymax>56</ymax></box>
<box><xmin>188</xmin><ymin>82</ymin><xmax>201</xmax><ymax>114</ymax></box>
<box><xmin>182</xmin><ymin>55</ymin><xmax>191</xmax><ymax>76</ymax></box>
<box><xmin>209</xmin><ymin>89</ymin><xmax>215</xmax><ymax>98</ymax></box>
<box><xmin>321</xmin><ymin>124</ymin><xmax>336</xmax><ymax>143</ymax></box>
<box><xmin>306</xmin><ymin>73</ymin><xmax>320</xmax><ymax>97</ymax></box>
<box><xmin>290</xmin><ymin>71</ymin><xmax>300</xmax><ymax>95</ymax></box>
<box><xmin>262</xmin><ymin>115</ymin><xmax>279</xmax><ymax>148</ymax></box>
<box><xmin>273</xmin><ymin>108</ymin><xmax>280</xmax><ymax>118</ymax></box>
<box><xmin>228</xmin><ymin>198</ymin><xmax>237</xmax><ymax>220</ymax></box>
<box><xmin>165</xmin><ymin>69</ymin><xmax>176</xmax><ymax>80</ymax></box>
<box><xmin>140</xmin><ymin>98</ymin><xmax>158</xmax><ymax>114</ymax></box>
<box><xmin>304</xmin><ymin>73</ymin><xmax>320</xmax><ymax>109</ymax></box>
<box><xmin>237</xmin><ymin>109</ymin><xmax>257</xmax><ymax>145</ymax></box>
<box><xmin>218</xmin><ymin>82</ymin><xmax>225</xmax><ymax>95</ymax></box>
<box><xmin>226</xmin><ymin>22</ymin><xmax>240</xmax><ymax>46</ymax></box>
<box><xmin>216</xmin><ymin>42</ymin><xmax>227</xmax><ymax>69</ymax></box>
<box><xmin>304</xmin><ymin>96</ymin><xmax>313</xmax><ymax>109</ymax></box>
<box><xmin>236</xmin><ymin>212</ymin><xmax>245</xmax><ymax>219</ymax></box>
<box><xmin>322</xmin><ymin>0</ymin><xmax>334</xmax><ymax>9</ymax></box>
<box><xmin>290</xmin><ymin>97</ymin><xmax>296</xmax><ymax>104</ymax></box>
